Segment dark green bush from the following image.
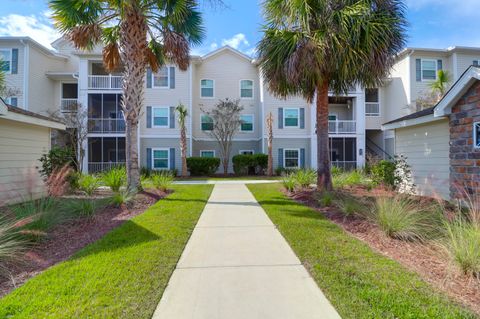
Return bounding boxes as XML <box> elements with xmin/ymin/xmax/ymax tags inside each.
<box><xmin>371</xmin><ymin>160</ymin><xmax>396</xmax><ymax>187</ymax></box>
<box><xmin>38</xmin><ymin>147</ymin><xmax>75</xmax><ymax>178</ymax></box>
<box><xmin>186</xmin><ymin>157</ymin><xmax>220</xmax><ymax>176</ymax></box>
<box><xmin>232</xmin><ymin>154</ymin><xmax>268</xmax><ymax>175</ymax></box>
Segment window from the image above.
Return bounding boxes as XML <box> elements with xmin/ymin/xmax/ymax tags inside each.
<box><xmin>239</xmin><ymin>150</ymin><xmax>254</xmax><ymax>155</ymax></box>
<box><xmin>421</xmin><ymin>59</ymin><xmax>437</xmax><ymax>81</ymax></box>
<box><xmin>365</xmin><ymin>88</ymin><xmax>380</xmax><ymax>116</ymax></box>
<box><xmin>153</xmin><ymin>67</ymin><xmax>169</xmax><ymax>88</ymax></box>
<box><xmin>152</xmin><ymin>107</ymin><xmax>169</xmax><ymax>127</ymax></box>
<box><xmin>284</xmin><ymin>108</ymin><xmax>299</xmax><ymax>127</ymax></box>
<box><xmin>328</xmin><ymin>114</ymin><xmax>337</xmax><ymax>121</ymax></box>
<box><xmin>0</xmin><ymin>49</ymin><xmax>11</xmax><ymax>73</ymax></box>
<box><xmin>201</xmin><ymin>79</ymin><xmax>214</xmax><ymax>97</ymax></box>
<box><xmin>200</xmin><ymin>150</ymin><xmax>215</xmax><ymax>158</ymax></box>
<box><xmin>284</xmin><ymin>149</ymin><xmax>299</xmax><ymax>168</ymax></box>
<box><xmin>474</xmin><ymin>122</ymin><xmax>480</xmax><ymax>148</ymax></box>
<box><xmin>153</xmin><ymin>149</ymin><xmax>169</xmax><ymax>169</ymax></box>
<box><xmin>201</xmin><ymin>115</ymin><xmax>214</xmax><ymax>131</ymax></box>
<box><xmin>474</xmin><ymin>60</ymin><xmax>480</xmax><ymax>67</ymax></box>
<box><xmin>240</xmin><ymin>114</ymin><xmax>254</xmax><ymax>131</ymax></box>
<box><xmin>240</xmin><ymin>80</ymin><xmax>253</xmax><ymax>98</ymax></box>
<box><xmin>5</xmin><ymin>97</ymin><xmax>17</xmax><ymax>107</ymax></box>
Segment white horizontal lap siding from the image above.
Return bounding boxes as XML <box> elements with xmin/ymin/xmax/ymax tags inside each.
<box><xmin>394</xmin><ymin>119</ymin><xmax>450</xmax><ymax>199</ymax></box>
<box><xmin>0</xmin><ymin>119</ymin><xmax>50</xmax><ymax>204</ymax></box>
<box><xmin>384</xmin><ymin>57</ymin><xmax>410</xmax><ymax>122</ymax></box>
<box><xmin>455</xmin><ymin>53</ymin><xmax>480</xmax><ymax>80</ymax></box>
<box><xmin>263</xmin><ymin>92</ymin><xmax>310</xmax><ymax>137</ymax></box>
<box><xmin>0</xmin><ymin>41</ymin><xmax>24</xmax><ymax>108</ymax></box>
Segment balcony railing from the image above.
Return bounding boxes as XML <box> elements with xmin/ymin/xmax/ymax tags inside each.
<box><xmin>88</xmin><ymin>118</ymin><xmax>126</xmax><ymax>133</ymax></box>
<box><xmin>365</xmin><ymin>102</ymin><xmax>380</xmax><ymax>116</ymax></box>
<box><xmin>88</xmin><ymin>75</ymin><xmax>123</xmax><ymax>89</ymax></box>
<box><xmin>88</xmin><ymin>162</ymin><xmax>125</xmax><ymax>174</ymax></box>
<box><xmin>328</xmin><ymin>120</ymin><xmax>356</xmax><ymax>134</ymax></box>
<box><xmin>60</xmin><ymin>98</ymin><xmax>78</xmax><ymax>112</ymax></box>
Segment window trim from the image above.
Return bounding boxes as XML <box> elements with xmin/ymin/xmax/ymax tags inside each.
<box><xmin>240</xmin><ymin>114</ymin><xmax>254</xmax><ymax>132</ymax></box>
<box><xmin>152</xmin><ymin>66</ymin><xmax>170</xmax><ymax>89</ymax></box>
<box><xmin>283</xmin><ymin>148</ymin><xmax>300</xmax><ymax>169</ymax></box>
<box><xmin>200</xmin><ymin>79</ymin><xmax>215</xmax><ymax>98</ymax></box>
<box><xmin>152</xmin><ymin>148</ymin><xmax>170</xmax><ymax>170</ymax></box>
<box><xmin>421</xmin><ymin>59</ymin><xmax>438</xmax><ymax>82</ymax></box>
<box><xmin>283</xmin><ymin>107</ymin><xmax>300</xmax><ymax>128</ymax></box>
<box><xmin>474</xmin><ymin>122</ymin><xmax>480</xmax><ymax>149</ymax></box>
<box><xmin>200</xmin><ymin>114</ymin><xmax>214</xmax><ymax>131</ymax></box>
<box><xmin>365</xmin><ymin>88</ymin><xmax>381</xmax><ymax>117</ymax></box>
<box><xmin>200</xmin><ymin>150</ymin><xmax>216</xmax><ymax>158</ymax></box>
<box><xmin>239</xmin><ymin>150</ymin><xmax>254</xmax><ymax>155</ymax></box>
<box><xmin>151</xmin><ymin>106</ymin><xmax>170</xmax><ymax>128</ymax></box>
<box><xmin>0</xmin><ymin>48</ymin><xmax>12</xmax><ymax>74</ymax></box>
<box><xmin>239</xmin><ymin>79</ymin><xmax>254</xmax><ymax>99</ymax></box>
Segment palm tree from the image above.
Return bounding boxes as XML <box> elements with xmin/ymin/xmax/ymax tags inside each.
<box><xmin>176</xmin><ymin>103</ymin><xmax>188</xmax><ymax>177</ymax></box>
<box><xmin>50</xmin><ymin>0</ymin><xmax>204</xmax><ymax>190</ymax></box>
<box><xmin>257</xmin><ymin>0</ymin><xmax>406</xmax><ymax>191</ymax></box>
<box><xmin>430</xmin><ymin>69</ymin><xmax>451</xmax><ymax>101</ymax></box>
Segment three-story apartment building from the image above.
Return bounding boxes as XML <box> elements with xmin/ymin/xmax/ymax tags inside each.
<box><xmin>3</xmin><ymin>36</ymin><xmax>480</xmax><ymax>174</ymax></box>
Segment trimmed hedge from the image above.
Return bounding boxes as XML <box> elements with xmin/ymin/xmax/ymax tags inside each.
<box><xmin>232</xmin><ymin>154</ymin><xmax>268</xmax><ymax>175</ymax></box>
<box><xmin>186</xmin><ymin>157</ymin><xmax>220</xmax><ymax>176</ymax></box>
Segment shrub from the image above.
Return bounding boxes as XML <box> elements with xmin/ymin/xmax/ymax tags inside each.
<box><xmin>293</xmin><ymin>169</ymin><xmax>316</xmax><ymax>188</ymax></box>
<box><xmin>63</xmin><ymin>199</ymin><xmax>101</xmax><ymax>218</ymax></box>
<box><xmin>441</xmin><ymin>219</ymin><xmax>480</xmax><ymax>277</ymax></box>
<box><xmin>151</xmin><ymin>172</ymin><xmax>174</xmax><ymax>192</ymax></box>
<box><xmin>186</xmin><ymin>157</ymin><xmax>220</xmax><ymax>176</ymax></box>
<box><xmin>335</xmin><ymin>195</ymin><xmax>366</xmax><ymax>217</ymax></box>
<box><xmin>232</xmin><ymin>154</ymin><xmax>268</xmax><ymax>175</ymax></box>
<box><xmin>38</xmin><ymin>147</ymin><xmax>75</xmax><ymax>178</ymax></box>
<box><xmin>78</xmin><ymin>174</ymin><xmax>100</xmax><ymax>196</ymax></box>
<box><xmin>0</xmin><ymin>216</ymin><xmax>28</xmax><ymax>279</ymax></box>
<box><xmin>282</xmin><ymin>174</ymin><xmax>297</xmax><ymax>192</ymax></box>
<box><xmin>371</xmin><ymin>160</ymin><xmax>396</xmax><ymax>187</ymax></box>
<box><xmin>365</xmin><ymin>196</ymin><xmax>441</xmax><ymax>242</ymax></box>
<box><xmin>318</xmin><ymin>192</ymin><xmax>334</xmax><ymax>207</ymax></box>
<box><xmin>331</xmin><ymin>166</ymin><xmax>343</xmax><ymax>176</ymax></box>
<box><xmin>102</xmin><ymin>167</ymin><xmax>126</xmax><ymax>192</ymax></box>
<box><xmin>394</xmin><ymin>155</ymin><xmax>415</xmax><ymax>194</ymax></box>
<box><xmin>109</xmin><ymin>190</ymin><xmax>135</xmax><ymax>207</ymax></box>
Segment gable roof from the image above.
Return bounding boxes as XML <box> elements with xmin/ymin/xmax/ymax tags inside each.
<box><xmin>200</xmin><ymin>46</ymin><xmax>253</xmax><ymax>63</ymax></box>
<box><xmin>0</xmin><ymin>98</ymin><xmax>65</xmax><ymax>130</ymax></box>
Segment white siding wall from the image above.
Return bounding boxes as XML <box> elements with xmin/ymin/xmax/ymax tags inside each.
<box><xmin>394</xmin><ymin>119</ymin><xmax>450</xmax><ymax>199</ymax></box>
<box><xmin>0</xmin><ymin>41</ymin><xmax>25</xmax><ymax>107</ymax></box>
<box><xmin>384</xmin><ymin>56</ymin><xmax>410</xmax><ymax>122</ymax></box>
<box><xmin>0</xmin><ymin>118</ymin><xmax>50</xmax><ymax>204</ymax></box>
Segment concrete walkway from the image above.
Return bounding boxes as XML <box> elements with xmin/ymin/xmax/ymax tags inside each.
<box><xmin>152</xmin><ymin>184</ymin><xmax>341</xmax><ymax>319</ymax></box>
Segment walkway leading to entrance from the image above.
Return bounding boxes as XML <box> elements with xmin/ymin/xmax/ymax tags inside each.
<box><xmin>152</xmin><ymin>184</ymin><xmax>340</xmax><ymax>319</ymax></box>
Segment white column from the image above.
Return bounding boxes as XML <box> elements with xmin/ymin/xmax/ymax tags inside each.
<box><xmin>355</xmin><ymin>92</ymin><xmax>366</xmax><ymax>168</ymax></box>
<box><xmin>78</xmin><ymin>58</ymin><xmax>89</xmax><ymax>173</ymax></box>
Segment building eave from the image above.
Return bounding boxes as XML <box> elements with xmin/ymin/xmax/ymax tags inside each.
<box><xmin>382</xmin><ymin>114</ymin><xmax>446</xmax><ymax>131</ymax></box>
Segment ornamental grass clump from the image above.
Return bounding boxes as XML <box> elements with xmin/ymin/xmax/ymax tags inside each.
<box><xmin>366</xmin><ymin>196</ymin><xmax>442</xmax><ymax>242</ymax></box>
<box><xmin>335</xmin><ymin>195</ymin><xmax>367</xmax><ymax>217</ymax></box>
<box><xmin>62</xmin><ymin>199</ymin><xmax>103</xmax><ymax>219</ymax></box>
<box><xmin>78</xmin><ymin>174</ymin><xmax>100</xmax><ymax>196</ymax></box>
<box><xmin>0</xmin><ymin>216</ymin><xmax>28</xmax><ymax>279</ymax></box>
<box><xmin>151</xmin><ymin>172</ymin><xmax>174</xmax><ymax>192</ymax></box>
<box><xmin>293</xmin><ymin>169</ymin><xmax>316</xmax><ymax>189</ymax></box>
<box><xmin>282</xmin><ymin>174</ymin><xmax>297</xmax><ymax>192</ymax></box>
<box><xmin>109</xmin><ymin>190</ymin><xmax>136</xmax><ymax>208</ymax></box>
<box><xmin>102</xmin><ymin>167</ymin><xmax>126</xmax><ymax>193</ymax></box>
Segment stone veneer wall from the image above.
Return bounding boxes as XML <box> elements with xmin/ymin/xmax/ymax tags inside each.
<box><xmin>449</xmin><ymin>80</ymin><xmax>480</xmax><ymax>200</ymax></box>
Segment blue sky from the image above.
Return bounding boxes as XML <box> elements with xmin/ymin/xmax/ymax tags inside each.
<box><xmin>0</xmin><ymin>0</ymin><xmax>478</xmax><ymax>55</ymax></box>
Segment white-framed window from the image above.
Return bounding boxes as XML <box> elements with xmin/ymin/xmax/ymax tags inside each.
<box><xmin>421</xmin><ymin>59</ymin><xmax>438</xmax><ymax>81</ymax></box>
<box><xmin>201</xmin><ymin>79</ymin><xmax>214</xmax><ymax>98</ymax></box>
<box><xmin>5</xmin><ymin>96</ymin><xmax>17</xmax><ymax>107</ymax></box>
<box><xmin>200</xmin><ymin>150</ymin><xmax>215</xmax><ymax>158</ymax></box>
<box><xmin>152</xmin><ymin>148</ymin><xmax>170</xmax><ymax>170</ymax></box>
<box><xmin>240</xmin><ymin>79</ymin><xmax>254</xmax><ymax>98</ymax></box>
<box><xmin>152</xmin><ymin>66</ymin><xmax>170</xmax><ymax>88</ymax></box>
<box><xmin>474</xmin><ymin>122</ymin><xmax>480</xmax><ymax>149</ymax></box>
<box><xmin>365</xmin><ymin>88</ymin><xmax>380</xmax><ymax>116</ymax></box>
<box><xmin>284</xmin><ymin>149</ymin><xmax>300</xmax><ymax>168</ymax></box>
<box><xmin>239</xmin><ymin>150</ymin><xmax>254</xmax><ymax>155</ymax></box>
<box><xmin>240</xmin><ymin>114</ymin><xmax>254</xmax><ymax>132</ymax></box>
<box><xmin>152</xmin><ymin>107</ymin><xmax>169</xmax><ymax>127</ymax></box>
<box><xmin>201</xmin><ymin>114</ymin><xmax>214</xmax><ymax>131</ymax></box>
<box><xmin>0</xmin><ymin>49</ymin><xmax>11</xmax><ymax>73</ymax></box>
<box><xmin>284</xmin><ymin>108</ymin><xmax>299</xmax><ymax>127</ymax></box>
<box><xmin>473</xmin><ymin>60</ymin><xmax>480</xmax><ymax>67</ymax></box>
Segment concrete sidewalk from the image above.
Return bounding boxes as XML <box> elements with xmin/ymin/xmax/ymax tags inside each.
<box><xmin>152</xmin><ymin>184</ymin><xmax>341</xmax><ymax>319</ymax></box>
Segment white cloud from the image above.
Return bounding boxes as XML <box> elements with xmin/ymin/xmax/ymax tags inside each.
<box><xmin>221</xmin><ymin>33</ymin><xmax>249</xmax><ymax>50</ymax></box>
<box><xmin>210</xmin><ymin>42</ymin><xmax>218</xmax><ymax>50</ymax></box>
<box><xmin>0</xmin><ymin>12</ymin><xmax>60</xmax><ymax>49</ymax></box>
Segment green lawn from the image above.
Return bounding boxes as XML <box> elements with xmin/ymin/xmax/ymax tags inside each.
<box><xmin>175</xmin><ymin>176</ymin><xmax>282</xmax><ymax>181</ymax></box>
<box><xmin>247</xmin><ymin>183</ymin><xmax>477</xmax><ymax>319</ymax></box>
<box><xmin>0</xmin><ymin>184</ymin><xmax>213</xmax><ymax>318</ymax></box>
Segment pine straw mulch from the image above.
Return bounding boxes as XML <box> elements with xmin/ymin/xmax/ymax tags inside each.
<box><xmin>0</xmin><ymin>189</ymin><xmax>168</xmax><ymax>298</ymax></box>
<box><xmin>288</xmin><ymin>186</ymin><xmax>480</xmax><ymax>316</ymax></box>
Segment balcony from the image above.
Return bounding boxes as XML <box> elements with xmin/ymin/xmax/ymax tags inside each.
<box><xmin>61</xmin><ymin>98</ymin><xmax>78</xmax><ymax>112</ymax></box>
<box><xmin>88</xmin><ymin>75</ymin><xmax>123</xmax><ymax>90</ymax></box>
<box><xmin>328</xmin><ymin>120</ymin><xmax>356</xmax><ymax>134</ymax></box>
<box><xmin>88</xmin><ymin>118</ymin><xmax>125</xmax><ymax>133</ymax></box>
<box><xmin>88</xmin><ymin>162</ymin><xmax>125</xmax><ymax>174</ymax></box>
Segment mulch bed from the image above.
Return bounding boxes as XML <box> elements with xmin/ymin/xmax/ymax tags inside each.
<box><xmin>288</xmin><ymin>186</ymin><xmax>480</xmax><ymax>316</ymax></box>
<box><xmin>0</xmin><ymin>189</ymin><xmax>167</xmax><ymax>298</ymax></box>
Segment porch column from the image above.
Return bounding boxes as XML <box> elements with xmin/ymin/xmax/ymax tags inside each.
<box><xmin>79</xmin><ymin>58</ymin><xmax>89</xmax><ymax>173</ymax></box>
<box><xmin>354</xmin><ymin>94</ymin><xmax>366</xmax><ymax>168</ymax></box>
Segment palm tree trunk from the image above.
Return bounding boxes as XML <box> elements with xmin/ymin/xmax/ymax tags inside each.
<box><xmin>316</xmin><ymin>80</ymin><xmax>333</xmax><ymax>191</ymax></box>
<box><xmin>180</xmin><ymin>126</ymin><xmax>188</xmax><ymax>177</ymax></box>
<box><xmin>119</xmin><ymin>6</ymin><xmax>147</xmax><ymax>191</ymax></box>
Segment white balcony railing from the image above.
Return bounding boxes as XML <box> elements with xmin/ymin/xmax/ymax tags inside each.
<box><xmin>88</xmin><ymin>75</ymin><xmax>123</xmax><ymax>89</ymax></box>
<box><xmin>88</xmin><ymin>162</ymin><xmax>125</xmax><ymax>174</ymax></box>
<box><xmin>365</xmin><ymin>103</ymin><xmax>380</xmax><ymax>116</ymax></box>
<box><xmin>61</xmin><ymin>98</ymin><xmax>78</xmax><ymax>112</ymax></box>
<box><xmin>328</xmin><ymin>120</ymin><xmax>356</xmax><ymax>134</ymax></box>
<box><xmin>88</xmin><ymin>118</ymin><xmax>126</xmax><ymax>133</ymax></box>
